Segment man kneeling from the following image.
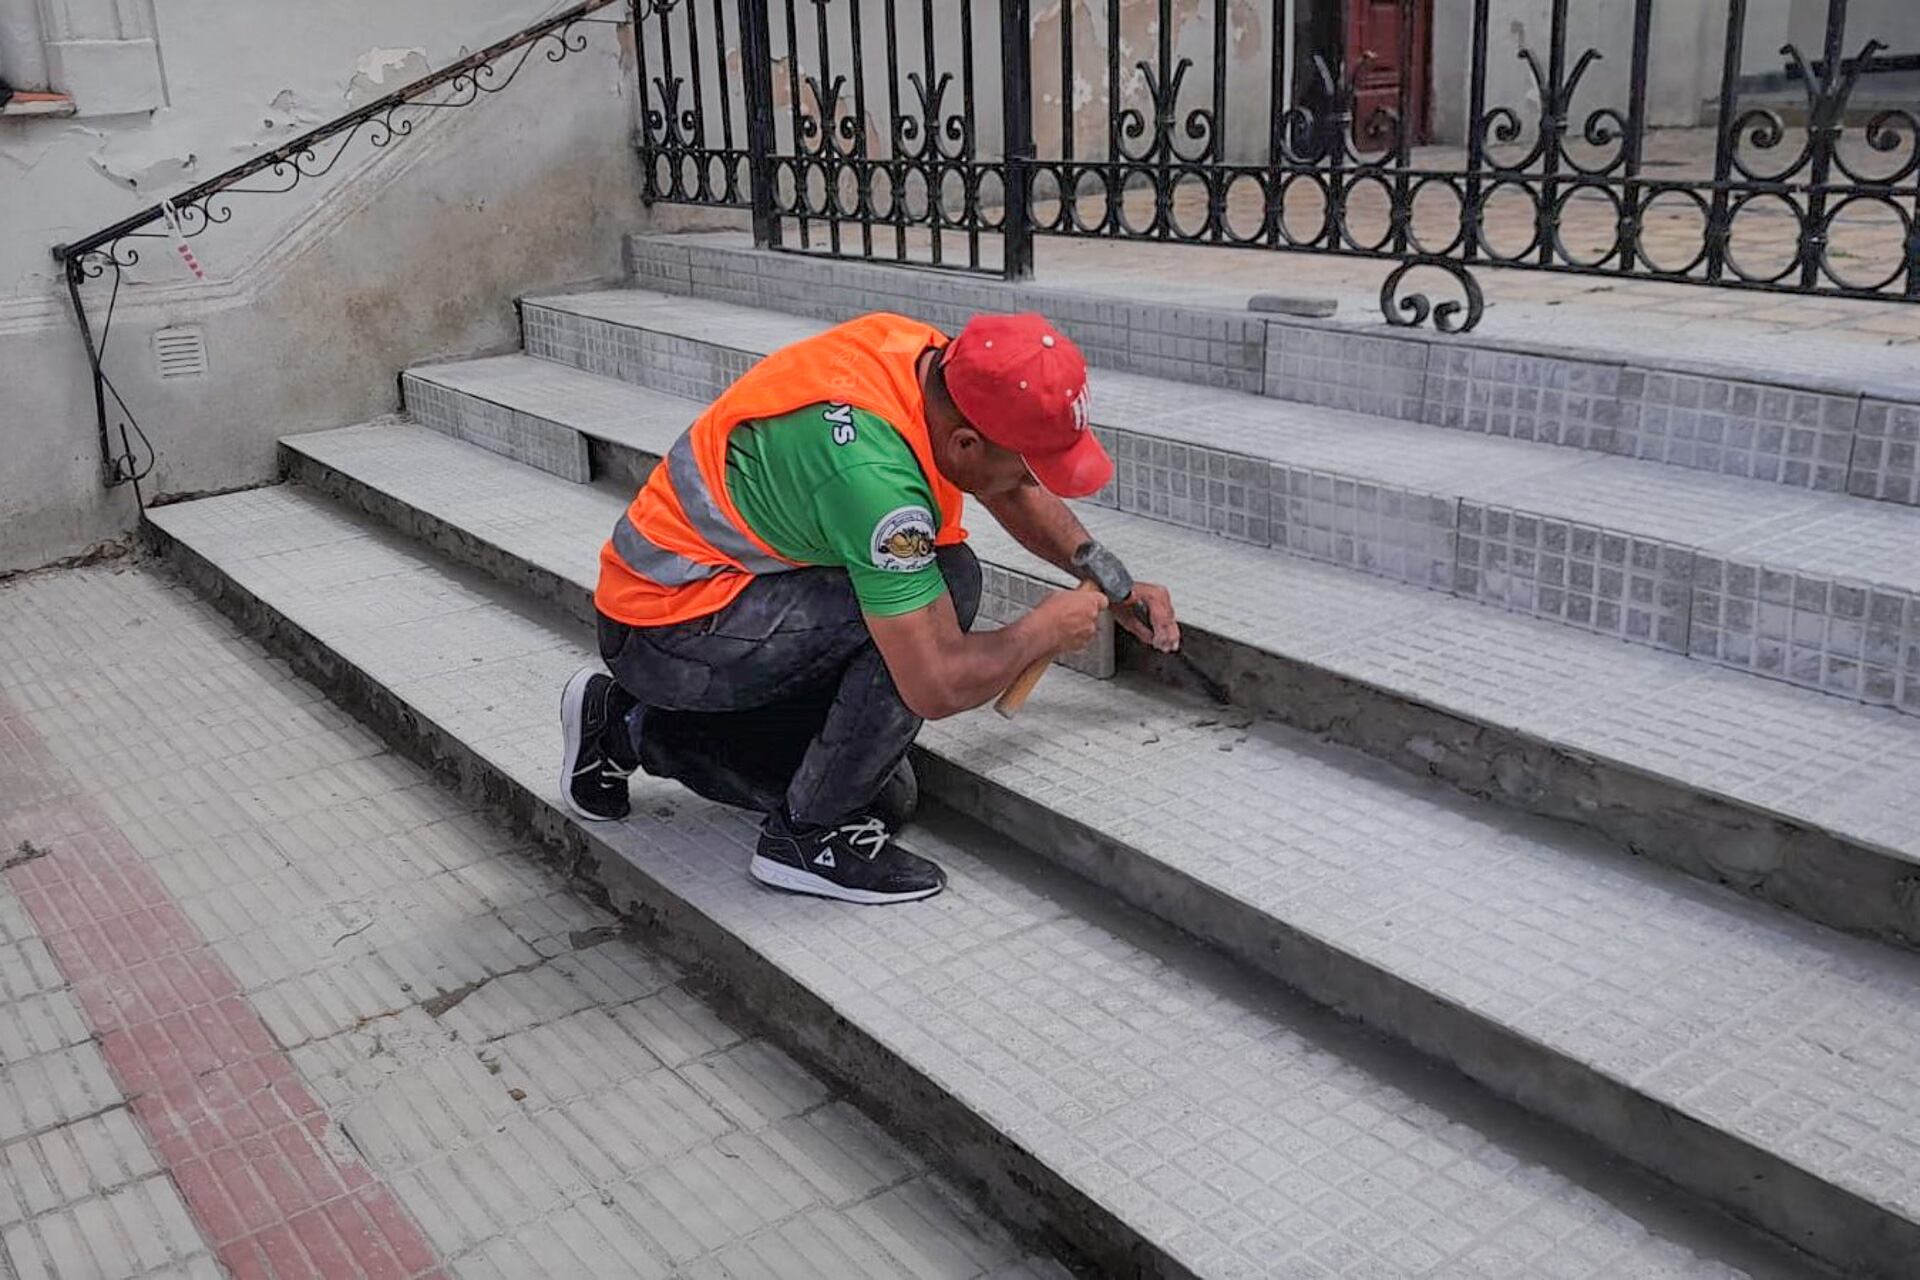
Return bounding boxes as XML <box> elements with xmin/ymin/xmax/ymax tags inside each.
<box><xmin>559</xmin><ymin>311</ymin><xmax>1178</xmax><ymax>904</ymax></box>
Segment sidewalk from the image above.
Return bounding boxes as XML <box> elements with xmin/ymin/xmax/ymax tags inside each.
<box><xmin>0</xmin><ymin>563</ymin><xmax>1060</xmax><ymax>1280</ymax></box>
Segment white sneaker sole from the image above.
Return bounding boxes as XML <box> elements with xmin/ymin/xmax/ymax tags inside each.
<box><xmin>559</xmin><ymin>666</ymin><xmax>621</xmax><ymax>823</ymax></box>
<box><xmin>748</xmin><ymin>854</ymin><xmax>944</xmax><ymax>905</ymax></box>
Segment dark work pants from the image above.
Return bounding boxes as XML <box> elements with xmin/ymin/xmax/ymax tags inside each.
<box><xmin>597</xmin><ymin>544</ymin><xmax>981</xmax><ymax>829</ymax></box>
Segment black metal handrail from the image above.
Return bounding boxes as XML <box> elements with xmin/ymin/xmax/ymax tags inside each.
<box><xmin>52</xmin><ymin>0</ymin><xmax>635</xmax><ymax>500</ymax></box>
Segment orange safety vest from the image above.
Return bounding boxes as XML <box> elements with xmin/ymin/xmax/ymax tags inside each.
<box><xmin>595</xmin><ymin>312</ymin><xmax>969</xmax><ymax>627</ymax></box>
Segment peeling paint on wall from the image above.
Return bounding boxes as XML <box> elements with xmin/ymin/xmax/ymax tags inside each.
<box><xmin>347</xmin><ymin>47</ymin><xmax>431</xmax><ymax>107</ymax></box>
<box><xmin>88</xmin><ymin>147</ymin><xmax>195</xmax><ymax>191</ymax></box>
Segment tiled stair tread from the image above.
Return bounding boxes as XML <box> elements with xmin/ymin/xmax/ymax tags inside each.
<box><xmin>406</xmin><ymin>355</ymin><xmax>703</xmax><ymax>448</ymax></box>
<box><xmin>656</xmin><ymin>228</ymin><xmax>1920</xmax><ymax>399</ymax></box>
<box><xmin>266</xmin><ymin>429</ymin><xmax>1920</xmax><ymax>1228</ymax></box>
<box><xmin>530</xmin><ymin>287</ymin><xmax>832</xmax><ymax>350</ymax></box>
<box><xmin>145</xmin><ymin>486</ymin><xmax>1783</xmax><ymax>1279</ymax></box>
<box><xmin>524</xmin><ymin>289</ymin><xmax>1920</xmax><ymax>592</ymax></box>
<box><xmin>1054</xmin><ymin>261</ymin><xmax>1920</xmax><ymax>396</ymax></box>
<box><xmin>285</xmin><ymin>421</ymin><xmax>1920</xmax><ymax>861</ymax></box>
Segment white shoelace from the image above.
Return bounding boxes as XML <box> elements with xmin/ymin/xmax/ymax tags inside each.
<box><xmin>835</xmin><ymin>816</ymin><xmax>890</xmax><ymax>860</ymax></box>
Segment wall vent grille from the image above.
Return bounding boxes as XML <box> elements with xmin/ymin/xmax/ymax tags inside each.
<box><xmin>153</xmin><ymin>327</ymin><xmax>208</xmax><ymax>380</ymax></box>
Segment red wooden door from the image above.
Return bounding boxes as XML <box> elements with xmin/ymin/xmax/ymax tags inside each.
<box><xmin>1347</xmin><ymin>0</ymin><xmax>1431</xmax><ymax>149</ymax></box>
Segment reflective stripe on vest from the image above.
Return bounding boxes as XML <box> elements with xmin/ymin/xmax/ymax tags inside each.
<box><xmin>606</xmin><ymin>434</ymin><xmax>788</xmax><ymax>587</ymax></box>
<box><xmin>664</xmin><ymin>433</ymin><xmax>787</xmax><ymax>575</ymax></box>
<box><xmin>608</xmin><ymin>512</ymin><xmax>722</xmax><ymax>587</ymax></box>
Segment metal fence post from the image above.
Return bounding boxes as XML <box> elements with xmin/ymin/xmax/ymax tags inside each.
<box><xmin>738</xmin><ymin>0</ymin><xmax>780</xmax><ymax>249</ymax></box>
<box><xmin>1001</xmin><ymin>0</ymin><xmax>1035</xmax><ymax>279</ymax></box>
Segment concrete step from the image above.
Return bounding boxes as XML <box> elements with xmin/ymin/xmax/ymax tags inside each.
<box><xmin>507</xmin><ymin>287</ymin><xmax>1920</xmax><ymax>721</ymax></box>
<box><xmin>259</xmin><ymin>421</ymin><xmax>1920</xmax><ymax>1275</ymax></box>
<box><xmin>144</xmin><ymin>480</ymin><xmax>1831</xmax><ymax>1279</ymax></box>
<box><xmin>285</xmin><ymin>412</ymin><xmax>1920</xmax><ymax>952</ymax></box>
<box><xmin>626</xmin><ymin>233</ymin><xmax>1920</xmax><ymax>504</ymax></box>
<box><xmin>403</xmin><ymin>354</ymin><xmax>713</xmax><ymax>491</ymax></box>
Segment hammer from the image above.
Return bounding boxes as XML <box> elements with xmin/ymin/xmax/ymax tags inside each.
<box><xmin>994</xmin><ymin>542</ymin><xmax>1148</xmax><ymax>719</ymax></box>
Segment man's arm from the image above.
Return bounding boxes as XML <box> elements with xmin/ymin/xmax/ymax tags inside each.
<box><xmin>865</xmin><ymin>588</ymin><xmax>1102</xmax><ymax>721</ymax></box>
<box><xmin>979</xmin><ymin>478</ymin><xmax>1182</xmax><ymax>652</ymax></box>
<box><xmin>978</xmin><ymin>475</ymin><xmax>1089</xmax><ymax>574</ymax></box>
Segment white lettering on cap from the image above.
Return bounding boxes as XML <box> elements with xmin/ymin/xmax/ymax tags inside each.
<box><xmin>1068</xmin><ymin>383</ymin><xmax>1090</xmax><ymax>432</ymax></box>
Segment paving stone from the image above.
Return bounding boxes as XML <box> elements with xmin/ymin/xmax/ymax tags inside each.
<box><xmin>0</xmin><ymin>566</ymin><xmax>1056</xmax><ymax>1280</ymax></box>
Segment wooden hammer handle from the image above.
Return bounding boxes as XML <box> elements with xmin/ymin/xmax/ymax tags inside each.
<box><xmin>994</xmin><ymin>581</ymin><xmax>1100</xmax><ymax>720</ymax></box>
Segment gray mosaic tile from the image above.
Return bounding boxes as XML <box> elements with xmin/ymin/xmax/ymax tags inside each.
<box><xmin>979</xmin><ymin>562</ymin><xmax>1116</xmax><ymax>679</ymax></box>
<box><xmin>1121</xmin><ymin>304</ymin><xmax>1266</xmax><ymax>393</ymax></box>
<box><xmin>1265</xmin><ymin>325</ymin><xmax>1430</xmax><ymax>421</ymax></box>
<box><xmin>1273</xmin><ymin>468</ymin><xmax>1457</xmax><ymax>591</ymax></box>
<box><xmin>1616</xmin><ymin>369</ymin><xmax>1859</xmax><ymax>491</ymax></box>
<box><xmin>1455</xmin><ymin>504</ymin><xmax>1693</xmax><ymax>651</ymax></box>
<box><xmin>523</xmin><ymin>304</ymin><xmax>755</xmax><ymax>402</ymax></box>
<box><xmin>1848</xmin><ymin>400</ymin><xmax>1920</xmax><ymax>507</ymax></box>
<box><xmin>402</xmin><ymin>374</ymin><xmax>590</xmax><ymax>483</ymax></box>
<box><xmin>1690</xmin><ymin>558</ymin><xmax>1920</xmax><ymax>710</ymax></box>
<box><xmin>1107</xmin><ymin>431</ymin><xmax>1271</xmax><ymax>545</ymax></box>
<box><xmin>661</xmin><ymin>241</ymin><xmax>1269</xmax><ymax>393</ymax></box>
<box><xmin>627</xmin><ymin>238</ymin><xmax>693</xmax><ymax>292</ymax></box>
<box><xmin>1420</xmin><ymin>347</ymin><xmax>1622</xmax><ymax>450</ymax></box>
<box><xmin>1085</xmin><ymin>425</ymin><xmax>1123</xmax><ymax>510</ymax></box>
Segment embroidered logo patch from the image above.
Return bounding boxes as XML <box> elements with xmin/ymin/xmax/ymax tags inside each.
<box><xmin>870</xmin><ymin>506</ymin><xmax>937</xmax><ymax>573</ymax></box>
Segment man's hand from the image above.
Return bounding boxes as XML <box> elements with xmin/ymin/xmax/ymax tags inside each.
<box><xmin>866</xmin><ymin>584</ymin><xmax>1105</xmax><ymax>721</ymax></box>
<box><xmin>1117</xmin><ymin>581</ymin><xmax>1180</xmax><ymax>653</ymax></box>
<box><xmin>1029</xmin><ymin>586</ymin><xmax>1106</xmax><ymax>656</ymax></box>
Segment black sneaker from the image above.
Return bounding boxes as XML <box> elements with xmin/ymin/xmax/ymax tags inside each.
<box><xmin>560</xmin><ymin>666</ymin><xmax>637</xmax><ymax>822</ymax></box>
<box><xmin>750</xmin><ymin>812</ymin><xmax>946</xmax><ymax>904</ymax></box>
<box><xmin>870</xmin><ymin>756</ymin><xmax>919</xmax><ymax>831</ymax></box>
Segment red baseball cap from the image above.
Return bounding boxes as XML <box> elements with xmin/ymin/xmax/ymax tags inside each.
<box><xmin>940</xmin><ymin>313</ymin><xmax>1110</xmax><ymax>498</ymax></box>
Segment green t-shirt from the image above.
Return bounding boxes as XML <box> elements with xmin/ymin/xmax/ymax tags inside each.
<box><xmin>724</xmin><ymin>402</ymin><xmax>947</xmax><ymax>617</ymax></box>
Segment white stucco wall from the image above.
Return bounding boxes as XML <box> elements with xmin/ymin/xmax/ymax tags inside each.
<box><xmin>1432</xmin><ymin>0</ymin><xmax>1733</xmax><ymax>144</ymax></box>
<box><xmin>1433</xmin><ymin>0</ymin><xmax>1920</xmax><ymax>146</ymax></box>
<box><xmin>1793</xmin><ymin>0</ymin><xmax>1920</xmax><ymax>61</ymax></box>
<box><xmin>1</xmin><ymin>1</ymin><xmax>663</xmax><ymax>574</ymax></box>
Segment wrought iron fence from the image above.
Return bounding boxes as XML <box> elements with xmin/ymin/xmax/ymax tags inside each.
<box><xmin>638</xmin><ymin>0</ymin><xmax>1920</xmax><ymax>331</ymax></box>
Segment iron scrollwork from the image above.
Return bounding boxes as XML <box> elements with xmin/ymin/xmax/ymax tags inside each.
<box><xmin>1116</xmin><ymin>56</ymin><xmax>1216</xmax><ymax>165</ymax></box>
<box><xmin>1381</xmin><ymin>257</ymin><xmax>1487</xmax><ymax>333</ymax></box>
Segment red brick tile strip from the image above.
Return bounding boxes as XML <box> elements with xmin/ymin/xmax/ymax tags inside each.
<box><xmin>0</xmin><ymin>694</ymin><xmax>446</xmax><ymax>1280</ymax></box>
